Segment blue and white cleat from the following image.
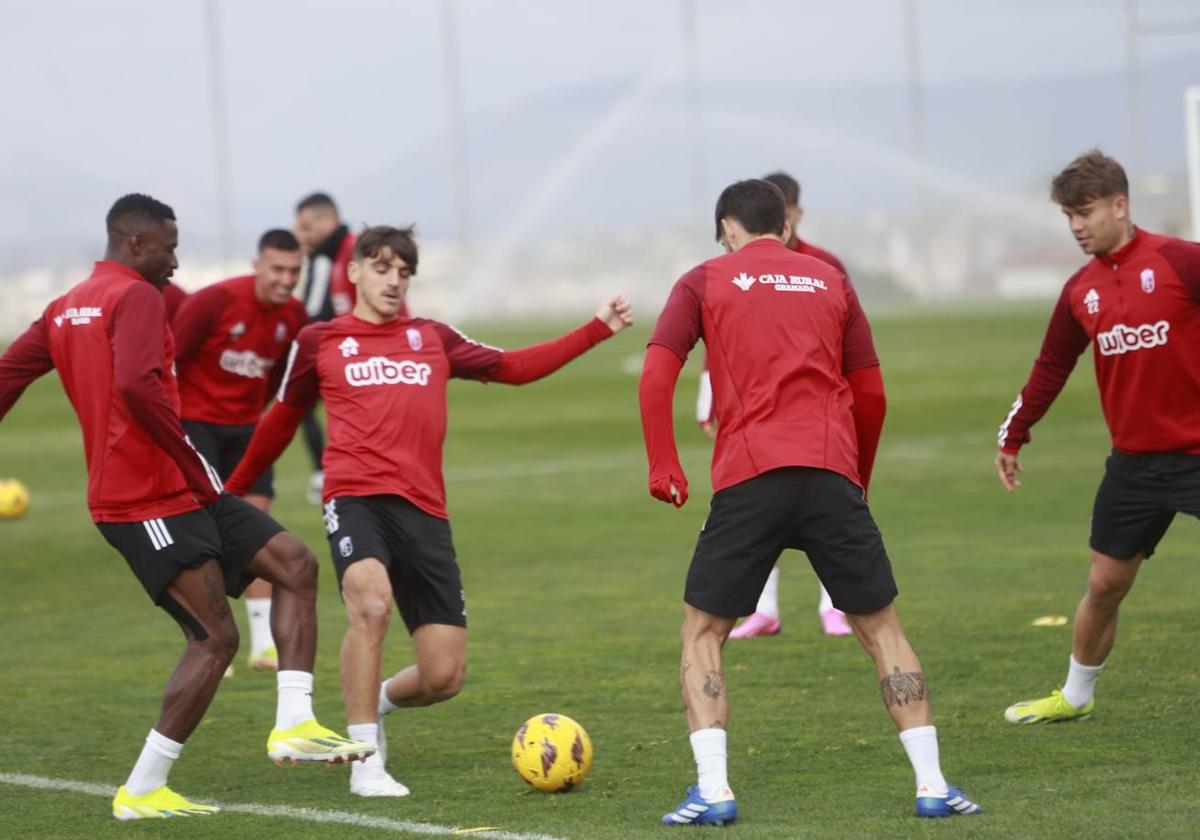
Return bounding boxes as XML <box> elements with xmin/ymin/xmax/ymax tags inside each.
<box><xmin>915</xmin><ymin>784</ymin><xmax>982</xmax><ymax>818</ymax></box>
<box><xmin>661</xmin><ymin>786</ymin><xmax>738</xmax><ymax>827</ymax></box>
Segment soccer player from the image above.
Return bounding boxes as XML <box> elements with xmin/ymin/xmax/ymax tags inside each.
<box><xmin>162</xmin><ymin>280</ymin><xmax>188</xmax><ymax>319</ymax></box>
<box><xmin>226</xmin><ymin>224</ymin><xmax>633</xmax><ymax>797</ymax></box>
<box><xmin>700</xmin><ymin>171</ymin><xmax>882</xmax><ymax>640</ymax></box>
<box><xmin>997</xmin><ymin>149</ymin><xmax>1200</xmax><ymax>724</ymax></box>
<box><xmin>293</xmin><ymin>192</ymin><xmax>376</xmax><ymax>504</ymax></box>
<box><xmin>0</xmin><ymin>194</ymin><xmax>370</xmax><ymax>820</ymax></box>
<box><xmin>640</xmin><ymin>180</ymin><xmax>979</xmax><ymax>825</ymax></box>
<box><xmin>173</xmin><ymin>229</ymin><xmax>309</xmax><ymax>671</ymax></box>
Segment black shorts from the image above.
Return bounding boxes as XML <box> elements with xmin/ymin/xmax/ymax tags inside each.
<box><xmin>183</xmin><ymin>420</ymin><xmax>274</xmax><ymax>498</ymax></box>
<box><xmin>1090</xmin><ymin>451</ymin><xmax>1200</xmax><ymax>560</ymax></box>
<box><xmin>96</xmin><ymin>494</ymin><xmax>284</xmax><ymax>605</ymax></box>
<box><xmin>323</xmin><ymin>494</ymin><xmax>466</xmax><ymax>633</ymax></box>
<box><xmin>685</xmin><ymin>467</ymin><xmax>898</xmax><ymax>617</ymax></box>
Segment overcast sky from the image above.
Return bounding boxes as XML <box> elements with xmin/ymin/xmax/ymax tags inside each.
<box><xmin>2</xmin><ymin>0</ymin><xmax>1198</xmax><ymax>263</ymax></box>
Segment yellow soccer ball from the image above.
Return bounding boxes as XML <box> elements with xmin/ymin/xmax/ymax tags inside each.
<box><xmin>0</xmin><ymin>479</ymin><xmax>30</xmax><ymax>520</ymax></box>
<box><xmin>511</xmin><ymin>713</ymin><xmax>593</xmax><ymax>792</ymax></box>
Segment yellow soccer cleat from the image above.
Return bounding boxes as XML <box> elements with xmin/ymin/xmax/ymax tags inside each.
<box><xmin>112</xmin><ymin>785</ymin><xmax>219</xmax><ymax>820</ymax></box>
<box><xmin>267</xmin><ymin>719</ymin><xmax>374</xmax><ymax>765</ymax></box>
<box><xmin>247</xmin><ymin>646</ymin><xmax>279</xmax><ymax>671</ymax></box>
<box><xmin>1004</xmin><ymin>689</ymin><xmax>1094</xmax><ymax>724</ymax></box>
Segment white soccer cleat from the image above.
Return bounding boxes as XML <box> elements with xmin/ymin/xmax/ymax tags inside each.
<box><xmin>350</xmin><ymin>764</ymin><xmax>410</xmax><ymax>798</ymax></box>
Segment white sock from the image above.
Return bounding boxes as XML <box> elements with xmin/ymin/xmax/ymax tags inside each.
<box><xmin>348</xmin><ymin>723</ymin><xmax>385</xmax><ymax>775</ymax></box>
<box><xmin>1062</xmin><ymin>655</ymin><xmax>1104</xmax><ymax>709</ymax></box>
<box><xmin>818</xmin><ymin>583</ymin><xmax>835</xmax><ymax>614</ymax></box>
<box><xmin>899</xmin><ymin>725</ymin><xmax>948</xmax><ymax>796</ymax></box>
<box><xmin>689</xmin><ymin>728</ymin><xmax>730</xmax><ymax>800</ymax></box>
<box><xmin>379</xmin><ymin>679</ymin><xmax>399</xmax><ymax>716</ymax></box>
<box><xmin>245</xmin><ymin>597</ymin><xmax>274</xmax><ymax>655</ymax></box>
<box><xmin>755</xmin><ymin>566</ymin><xmax>780</xmax><ymax>618</ymax></box>
<box><xmin>275</xmin><ymin>670</ymin><xmax>315</xmax><ymax>730</ymax></box>
<box><xmin>125</xmin><ymin>729</ymin><xmax>184</xmax><ymax>795</ymax></box>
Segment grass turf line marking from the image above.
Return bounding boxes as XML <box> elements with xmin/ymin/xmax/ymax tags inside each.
<box><xmin>0</xmin><ymin>773</ymin><xmax>566</xmax><ymax>840</ymax></box>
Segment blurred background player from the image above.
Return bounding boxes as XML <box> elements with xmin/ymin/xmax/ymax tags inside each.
<box><xmin>997</xmin><ymin>150</ymin><xmax>1200</xmax><ymax>724</ymax></box>
<box><xmin>698</xmin><ymin>171</ymin><xmax>885</xmax><ymax>640</ymax></box>
<box><xmin>162</xmin><ymin>280</ymin><xmax>187</xmax><ymax>320</ymax></box>
<box><xmin>173</xmin><ymin>229</ymin><xmax>309</xmax><ymax>672</ymax></box>
<box><xmin>642</xmin><ymin>179</ymin><xmax>977</xmax><ymax>825</ymax></box>
<box><xmin>0</xmin><ymin>194</ymin><xmax>369</xmax><ymax>820</ymax></box>
<box><xmin>227</xmin><ymin>225</ymin><xmax>633</xmax><ymax>797</ymax></box>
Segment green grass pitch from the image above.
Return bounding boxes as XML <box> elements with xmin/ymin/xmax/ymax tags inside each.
<box><xmin>0</xmin><ymin>306</ymin><xmax>1197</xmax><ymax>838</ymax></box>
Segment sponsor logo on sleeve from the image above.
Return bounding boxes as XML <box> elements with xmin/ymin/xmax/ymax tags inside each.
<box><xmin>344</xmin><ymin>357</ymin><xmax>432</xmax><ymax>387</ymax></box>
<box><xmin>1140</xmin><ymin>268</ymin><xmax>1155</xmax><ymax>293</ymax></box>
<box><xmin>1096</xmin><ymin>320</ymin><xmax>1170</xmax><ymax>356</ymax></box>
<box><xmin>1084</xmin><ymin>288</ymin><xmax>1100</xmax><ymax>314</ymax></box>
<box><xmin>730</xmin><ymin>272</ymin><xmax>828</xmax><ymax>294</ymax></box>
<box><xmin>338</xmin><ymin>337</ymin><xmax>360</xmax><ymax>357</ymax></box>
<box><xmin>53</xmin><ymin>306</ymin><xmax>103</xmax><ymax>327</ymax></box>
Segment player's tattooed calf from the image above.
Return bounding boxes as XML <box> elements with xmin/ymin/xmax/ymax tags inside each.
<box><xmin>702</xmin><ymin>670</ymin><xmax>725</xmax><ymax>700</ymax></box>
<box><xmin>880</xmin><ymin>666</ymin><xmax>926</xmax><ymax>707</ymax></box>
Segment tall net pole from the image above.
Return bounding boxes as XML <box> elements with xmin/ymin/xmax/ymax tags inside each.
<box><xmin>204</xmin><ymin>0</ymin><xmax>235</xmax><ymax>272</ymax></box>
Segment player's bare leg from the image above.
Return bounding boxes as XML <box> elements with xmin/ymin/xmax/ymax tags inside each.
<box><xmin>155</xmin><ymin>560</ymin><xmax>242</xmax><ymax>741</ymax></box>
<box><xmin>1073</xmin><ymin>549</ymin><xmax>1143</xmax><ymax>666</ymax></box>
<box><xmin>845</xmin><ymin>603</ymin><xmax>932</xmax><ymax>732</ymax></box>
<box><xmin>242</xmin><ymin>493</ymin><xmax>278</xmax><ymax>671</ymax></box>
<box><xmin>846</xmin><ymin>602</ymin><xmax>976</xmax><ymax>814</ymax></box>
<box><xmin>340</xmin><ymin>557</ymin><xmax>409</xmax><ymax>796</ymax></box>
<box><xmin>380</xmin><ymin>624</ymin><xmax>467</xmax><ymax>707</ymax></box>
<box><xmin>661</xmin><ymin>604</ymin><xmax>738</xmax><ymax>826</ymax></box>
<box><xmin>248</xmin><ymin>532</ymin><xmax>370</xmax><ymax>766</ymax></box>
<box><xmin>114</xmin><ymin>560</ymin><xmax>237</xmax><ymax>818</ymax></box>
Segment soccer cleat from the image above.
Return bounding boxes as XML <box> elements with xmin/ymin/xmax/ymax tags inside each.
<box><xmin>267</xmin><ymin>719</ymin><xmax>374</xmax><ymax>764</ymax></box>
<box><xmin>247</xmin><ymin>646</ymin><xmax>279</xmax><ymax>671</ymax></box>
<box><xmin>915</xmin><ymin>785</ymin><xmax>982</xmax><ymax>817</ymax></box>
<box><xmin>728</xmin><ymin>612</ymin><xmax>780</xmax><ymax>640</ymax></box>
<box><xmin>1004</xmin><ymin>689</ymin><xmax>1094</xmax><ymax>724</ymax></box>
<box><xmin>112</xmin><ymin>785</ymin><xmax>219</xmax><ymax>820</ymax></box>
<box><xmin>820</xmin><ymin>607</ymin><xmax>853</xmax><ymax>636</ymax></box>
<box><xmin>661</xmin><ymin>786</ymin><xmax>738</xmax><ymax>827</ymax></box>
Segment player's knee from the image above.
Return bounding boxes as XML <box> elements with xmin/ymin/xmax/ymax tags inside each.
<box><xmin>201</xmin><ymin>619</ymin><xmax>240</xmax><ymax>665</ymax></box>
<box><xmin>1087</xmin><ymin>569</ymin><xmax>1133</xmax><ymax>605</ymax></box>
<box><xmin>422</xmin><ymin>661</ymin><xmax>465</xmax><ymax>701</ymax></box>
<box><xmin>281</xmin><ymin>543</ymin><xmax>319</xmax><ymax>592</ymax></box>
<box><xmin>347</xmin><ymin>594</ymin><xmax>392</xmax><ymax>632</ymax></box>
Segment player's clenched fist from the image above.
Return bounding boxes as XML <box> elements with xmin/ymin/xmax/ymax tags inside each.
<box><xmin>596</xmin><ymin>295</ymin><xmax>633</xmax><ymax>334</ymax></box>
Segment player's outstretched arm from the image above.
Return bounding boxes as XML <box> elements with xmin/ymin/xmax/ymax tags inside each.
<box><xmin>482</xmin><ymin>295</ymin><xmax>632</xmax><ymax>386</ymax></box>
<box><xmin>639</xmin><ymin>344</ymin><xmax>688</xmax><ymax>508</ymax></box>
<box><xmin>0</xmin><ymin>318</ymin><xmax>54</xmax><ymax>423</ymax></box>
<box><xmin>112</xmin><ymin>283</ymin><xmax>221</xmax><ymax>505</ymax></box>
<box><xmin>226</xmin><ymin>401</ymin><xmax>307</xmax><ymax>496</ymax></box>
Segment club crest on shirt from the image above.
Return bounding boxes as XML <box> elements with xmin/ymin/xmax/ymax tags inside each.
<box><xmin>406</xmin><ymin>327</ymin><xmax>423</xmax><ymax>350</ymax></box>
<box><xmin>339</xmin><ymin>337</ymin><xmax>360</xmax><ymax>357</ymax></box>
<box><xmin>1140</xmin><ymin>268</ymin><xmax>1155</xmax><ymax>294</ymax></box>
<box><xmin>1084</xmin><ymin>288</ymin><xmax>1100</xmax><ymax>314</ymax></box>
<box><xmin>229</xmin><ymin>321</ymin><xmax>246</xmax><ymax>341</ymax></box>
<box><xmin>275</xmin><ymin>322</ymin><xmax>288</xmax><ymax>342</ymax></box>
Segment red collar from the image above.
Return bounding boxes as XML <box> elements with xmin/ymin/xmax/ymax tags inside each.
<box><xmin>1097</xmin><ymin>227</ymin><xmax>1142</xmax><ymax>268</ymax></box>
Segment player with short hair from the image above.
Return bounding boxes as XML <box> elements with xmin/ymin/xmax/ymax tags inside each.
<box><xmin>997</xmin><ymin>149</ymin><xmax>1200</xmax><ymax>723</ymax></box>
<box><xmin>293</xmin><ymin>193</ymin><xmax>378</xmax><ymax>504</ymax></box>
<box><xmin>704</xmin><ymin>171</ymin><xmax>884</xmax><ymax>640</ymax></box>
<box><xmin>0</xmin><ymin>194</ymin><xmax>370</xmax><ymax>820</ymax></box>
<box><xmin>227</xmin><ymin>224</ymin><xmax>633</xmax><ymax>797</ymax></box>
<box><xmin>173</xmin><ymin>228</ymin><xmax>309</xmax><ymax>671</ymax></box>
<box><xmin>641</xmin><ymin>179</ymin><xmax>979</xmax><ymax>825</ymax></box>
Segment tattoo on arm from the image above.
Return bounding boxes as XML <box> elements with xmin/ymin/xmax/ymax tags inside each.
<box><xmin>702</xmin><ymin>670</ymin><xmax>725</xmax><ymax>700</ymax></box>
<box><xmin>880</xmin><ymin>666</ymin><xmax>927</xmax><ymax>707</ymax></box>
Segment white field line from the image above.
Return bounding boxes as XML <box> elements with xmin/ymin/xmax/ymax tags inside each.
<box><xmin>0</xmin><ymin>772</ymin><xmax>567</xmax><ymax>840</ymax></box>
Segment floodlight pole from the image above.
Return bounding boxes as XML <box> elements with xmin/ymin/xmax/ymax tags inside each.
<box><xmin>1186</xmin><ymin>87</ymin><xmax>1200</xmax><ymax>241</ymax></box>
<box><xmin>903</xmin><ymin>0</ymin><xmax>926</xmax><ymax>217</ymax></box>
<box><xmin>682</xmin><ymin>0</ymin><xmax>706</xmax><ymax>223</ymax></box>
<box><xmin>440</xmin><ymin>0</ymin><xmax>473</xmax><ymax>252</ymax></box>
<box><xmin>203</xmin><ymin>0</ymin><xmax>235</xmax><ymax>271</ymax></box>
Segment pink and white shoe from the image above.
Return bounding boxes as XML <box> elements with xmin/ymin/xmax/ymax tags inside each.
<box><xmin>820</xmin><ymin>608</ymin><xmax>852</xmax><ymax>636</ymax></box>
<box><xmin>728</xmin><ymin>612</ymin><xmax>780</xmax><ymax>639</ymax></box>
